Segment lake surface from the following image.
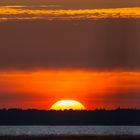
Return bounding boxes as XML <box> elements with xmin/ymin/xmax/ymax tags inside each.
<box><xmin>0</xmin><ymin>126</ymin><xmax>140</xmax><ymax>136</ymax></box>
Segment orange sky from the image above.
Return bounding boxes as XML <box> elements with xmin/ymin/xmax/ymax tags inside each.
<box><xmin>0</xmin><ymin>0</ymin><xmax>140</xmax><ymax>110</ymax></box>
<box><xmin>0</xmin><ymin>70</ymin><xmax>140</xmax><ymax>110</ymax></box>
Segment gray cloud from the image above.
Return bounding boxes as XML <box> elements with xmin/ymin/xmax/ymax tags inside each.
<box><xmin>0</xmin><ymin>92</ymin><xmax>51</xmax><ymax>102</ymax></box>
<box><xmin>0</xmin><ymin>19</ymin><xmax>140</xmax><ymax>70</ymax></box>
<box><xmin>0</xmin><ymin>0</ymin><xmax>140</xmax><ymax>9</ymax></box>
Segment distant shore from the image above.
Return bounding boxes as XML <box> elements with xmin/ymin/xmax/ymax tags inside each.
<box><xmin>1</xmin><ymin>109</ymin><xmax>140</xmax><ymax>125</ymax></box>
<box><xmin>0</xmin><ymin>135</ymin><xmax>140</xmax><ymax>140</ymax></box>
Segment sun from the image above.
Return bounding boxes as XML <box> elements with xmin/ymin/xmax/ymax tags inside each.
<box><xmin>50</xmin><ymin>100</ymin><xmax>86</xmax><ymax>110</ymax></box>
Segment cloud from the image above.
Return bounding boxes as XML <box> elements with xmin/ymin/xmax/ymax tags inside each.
<box><xmin>0</xmin><ymin>92</ymin><xmax>42</xmax><ymax>101</ymax></box>
<box><xmin>0</xmin><ymin>19</ymin><xmax>140</xmax><ymax>70</ymax></box>
<box><xmin>0</xmin><ymin>7</ymin><xmax>140</xmax><ymax>21</ymax></box>
<box><xmin>0</xmin><ymin>0</ymin><xmax>140</xmax><ymax>9</ymax></box>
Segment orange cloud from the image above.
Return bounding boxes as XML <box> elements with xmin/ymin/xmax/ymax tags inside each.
<box><xmin>0</xmin><ymin>6</ymin><xmax>140</xmax><ymax>21</ymax></box>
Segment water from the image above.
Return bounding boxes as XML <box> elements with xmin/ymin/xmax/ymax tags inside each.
<box><xmin>0</xmin><ymin>126</ymin><xmax>140</xmax><ymax>136</ymax></box>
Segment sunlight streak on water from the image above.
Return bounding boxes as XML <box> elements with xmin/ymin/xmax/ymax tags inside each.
<box><xmin>0</xmin><ymin>126</ymin><xmax>140</xmax><ymax>136</ymax></box>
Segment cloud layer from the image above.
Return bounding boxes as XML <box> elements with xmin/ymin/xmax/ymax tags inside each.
<box><xmin>0</xmin><ymin>6</ymin><xmax>140</xmax><ymax>21</ymax></box>
<box><xmin>0</xmin><ymin>0</ymin><xmax>140</xmax><ymax>9</ymax></box>
<box><xmin>0</xmin><ymin>19</ymin><xmax>140</xmax><ymax>70</ymax></box>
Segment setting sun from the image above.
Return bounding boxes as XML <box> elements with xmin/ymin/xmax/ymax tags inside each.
<box><xmin>50</xmin><ymin>100</ymin><xmax>86</xmax><ymax>110</ymax></box>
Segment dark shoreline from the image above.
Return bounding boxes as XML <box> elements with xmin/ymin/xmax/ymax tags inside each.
<box><xmin>1</xmin><ymin>109</ymin><xmax>140</xmax><ymax>125</ymax></box>
<box><xmin>0</xmin><ymin>135</ymin><xmax>140</xmax><ymax>140</ymax></box>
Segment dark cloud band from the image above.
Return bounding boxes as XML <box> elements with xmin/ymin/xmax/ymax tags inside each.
<box><xmin>0</xmin><ymin>19</ymin><xmax>140</xmax><ymax>70</ymax></box>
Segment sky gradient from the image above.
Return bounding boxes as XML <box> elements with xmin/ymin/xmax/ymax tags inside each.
<box><xmin>0</xmin><ymin>0</ymin><xmax>140</xmax><ymax>110</ymax></box>
<box><xmin>0</xmin><ymin>70</ymin><xmax>140</xmax><ymax>109</ymax></box>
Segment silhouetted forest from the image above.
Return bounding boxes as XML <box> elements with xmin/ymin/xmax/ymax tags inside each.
<box><xmin>0</xmin><ymin>109</ymin><xmax>140</xmax><ymax>125</ymax></box>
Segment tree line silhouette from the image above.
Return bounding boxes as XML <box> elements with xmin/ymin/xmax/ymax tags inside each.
<box><xmin>0</xmin><ymin>108</ymin><xmax>140</xmax><ymax>125</ymax></box>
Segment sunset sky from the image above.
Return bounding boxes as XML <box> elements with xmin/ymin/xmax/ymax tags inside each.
<box><xmin>0</xmin><ymin>0</ymin><xmax>140</xmax><ymax>110</ymax></box>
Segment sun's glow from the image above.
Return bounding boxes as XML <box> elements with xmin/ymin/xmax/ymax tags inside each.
<box><xmin>0</xmin><ymin>70</ymin><xmax>140</xmax><ymax>109</ymax></box>
<box><xmin>50</xmin><ymin>100</ymin><xmax>86</xmax><ymax>110</ymax></box>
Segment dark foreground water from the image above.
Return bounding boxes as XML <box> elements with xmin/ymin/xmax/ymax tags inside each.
<box><xmin>0</xmin><ymin>126</ymin><xmax>140</xmax><ymax>136</ymax></box>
